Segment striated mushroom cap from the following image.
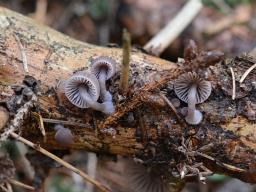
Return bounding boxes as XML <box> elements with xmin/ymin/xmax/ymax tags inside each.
<box><xmin>124</xmin><ymin>159</ymin><xmax>171</xmax><ymax>192</ymax></box>
<box><xmin>90</xmin><ymin>56</ymin><xmax>116</xmax><ymax>80</ymax></box>
<box><xmin>64</xmin><ymin>71</ymin><xmax>100</xmax><ymax>108</ymax></box>
<box><xmin>174</xmin><ymin>72</ymin><xmax>212</xmax><ymax>104</ymax></box>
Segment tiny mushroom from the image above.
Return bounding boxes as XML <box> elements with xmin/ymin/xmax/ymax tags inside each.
<box><xmin>174</xmin><ymin>72</ymin><xmax>212</xmax><ymax>125</ymax></box>
<box><xmin>54</xmin><ymin>124</ymin><xmax>74</xmax><ymax>145</ymax></box>
<box><xmin>90</xmin><ymin>56</ymin><xmax>116</xmax><ymax>102</ymax></box>
<box><xmin>64</xmin><ymin>71</ymin><xmax>114</xmax><ymax>114</ymax></box>
<box><xmin>123</xmin><ymin>158</ymin><xmax>170</xmax><ymax>192</ymax></box>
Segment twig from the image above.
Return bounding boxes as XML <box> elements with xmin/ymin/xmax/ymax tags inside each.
<box><xmin>13</xmin><ymin>34</ymin><xmax>29</xmax><ymax>73</ymax></box>
<box><xmin>42</xmin><ymin>118</ymin><xmax>91</xmax><ymax>128</ymax></box>
<box><xmin>230</xmin><ymin>67</ymin><xmax>236</xmax><ymax>100</ymax></box>
<box><xmin>9</xmin><ymin>179</ymin><xmax>35</xmax><ymax>191</ymax></box>
<box><xmin>143</xmin><ymin>0</ymin><xmax>203</xmax><ymax>55</ymax></box>
<box><xmin>5</xmin><ymin>183</ymin><xmax>13</xmax><ymax>192</ymax></box>
<box><xmin>119</xmin><ymin>29</ymin><xmax>131</xmax><ymax>96</ymax></box>
<box><xmin>86</xmin><ymin>153</ymin><xmax>98</xmax><ymax>192</ymax></box>
<box><xmin>239</xmin><ymin>63</ymin><xmax>256</xmax><ymax>83</ymax></box>
<box><xmin>10</xmin><ymin>132</ymin><xmax>111</xmax><ymax>192</ymax></box>
<box><xmin>159</xmin><ymin>93</ymin><xmax>182</xmax><ymax>122</ymax></box>
<box><xmin>0</xmin><ymin>94</ymin><xmax>37</xmax><ymax>141</ymax></box>
<box><xmin>32</xmin><ymin>112</ymin><xmax>46</xmax><ymax>137</ymax></box>
<box><xmin>0</xmin><ymin>184</ymin><xmax>8</xmax><ymax>192</ymax></box>
<box><xmin>136</xmin><ymin>109</ymin><xmax>148</xmax><ymax>143</ymax></box>
<box><xmin>185</xmin><ymin>171</ymin><xmax>212</xmax><ymax>178</ymax></box>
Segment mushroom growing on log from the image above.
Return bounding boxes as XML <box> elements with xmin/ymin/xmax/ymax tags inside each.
<box><xmin>0</xmin><ymin>7</ymin><xmax>255</xmax><ymax>187</ymax></box>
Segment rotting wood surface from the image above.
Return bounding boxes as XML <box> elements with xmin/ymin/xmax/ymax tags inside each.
<box><xmin>0</xmin><ymin>7</ymin><xmax>255</xmax><ymax>183</ymax></box>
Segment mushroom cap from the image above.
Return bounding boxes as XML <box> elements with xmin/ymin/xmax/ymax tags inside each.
<box><xmin>55</xmin><ymin>127</ymin><xmax>74</xmax><ymax>145</ymax></box>
<box><xmin>174</xmin><ymin>72</ymin><xmax>212</xmax><ymax>104</ymax></box>
<box><xmin>90</xmin><ymin>56</ymin><xmax>116</xmax><ymax>80</ymax></box>
<box><xmin>124</xmin><ymin>159</ymin><xmax>170</xmax><ymax>192</ymax></box>
<box><xmin>64</xmin><ymin>71</ymin><xmax>100</xmax><ymax>108</ymax></box>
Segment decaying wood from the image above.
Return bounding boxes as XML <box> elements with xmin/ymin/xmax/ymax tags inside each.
<box><xmin>0</xmin><ymin>7</ymin><xmax>255</xmax><ymax>185</ymax></box>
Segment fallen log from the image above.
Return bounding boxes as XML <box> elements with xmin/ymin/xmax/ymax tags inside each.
<box><xmin>0</xmin><ymin>7</ymin><xmax>255</xmax><ymax>184</ymax></box>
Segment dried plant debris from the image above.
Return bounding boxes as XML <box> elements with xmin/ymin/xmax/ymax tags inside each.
<box><xmin>0</xmin><ymin>155</ymin><xmax>15</xmax><ymax>183</ymax></box>
<box><xmin>182</xmin><ymin>39</ymin><xmax>224</xmax><ymax>68</ymax></box>
<box><xmin>238</xmin><ymin>97</ymin><xmax>256</xmax><ymax>121</ymax></box>
<box><xmin>200</xmin><ymin>98</ymin><xmax>237</xmax><ymax>123</ymax></box>
<box><xmin>218</xmin><ymin>55</ymin><xmax>256</xmax><ymax>99</ymax></box>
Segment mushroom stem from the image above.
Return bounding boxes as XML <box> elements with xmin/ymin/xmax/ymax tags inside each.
<box><xmin>98</xmin><ymin>72</ymin><xmax>109</xmax><ymax>101</ymax></box>
<box><xmin>186</xmin><ymin>85</ymin><xmax>202</xmax><ymax>125</ymax></box>
<box><xmin>98</xmin><ymin>72</ymin><xmax>113</xmax><ymax>103</ymax></box>
<box><xmin>80</xmin><ymin>87</ymin><xmax>114</xmax><ymax>115</ymax></box>
<box><xmin>188</xmin><ymin>85</ymin><xmax>197</xmax><ymax>111</ymax></box>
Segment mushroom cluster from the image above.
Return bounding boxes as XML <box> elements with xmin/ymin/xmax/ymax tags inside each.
<box><xmin>174</xmin><ymin>72</ymin><xmax>212</xmax><ymax>125</ymax></box>
<box><xmin>64</xmin><ymin>56</ymin><xmax>116</xmax><ymax>115</ymax></box>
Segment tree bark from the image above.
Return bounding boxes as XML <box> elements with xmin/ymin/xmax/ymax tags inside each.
<box><xmin>0</xmin><ymin>7</ymin><xmax>255</xmax><ymax>184</ymax></box>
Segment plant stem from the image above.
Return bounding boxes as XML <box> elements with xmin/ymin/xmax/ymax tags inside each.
<box><xmin>119</xmin><ymin>29</ymin><xmax>131</xmax><ymax>96</ymax></box>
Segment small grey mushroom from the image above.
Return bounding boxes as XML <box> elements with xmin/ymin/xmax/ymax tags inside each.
<box><xmin>90</xmin><ymin>56</ymin><xmax>116</xmax><ymax>102</ymax></box>
<box><xmin>65</xmin><ymin>71</ymin><xmax>100</xmax><ymax>108</ymax></box>
<box><xmin>54</xmin><ymin>124</ymin><xmax>74</xmax><ymax>145</ymax></box>
<box><xmin>123</xmin><ymin>158</ymin><xmax>171</xmax><ymax>192</ymax></box>
<box><xmin>64</xmin><ymin>71</ymin><xmax>114</xmax><ymax>114</ymax></box>
<box><xmin>180</xmin><ymin>107</ymin><xmax>188</xmax><ymax>116</ymax></box>
<box><xmin>174</xmin><ymin>72</ymin><xmax>212</xmax><ymax>125</ymax></box>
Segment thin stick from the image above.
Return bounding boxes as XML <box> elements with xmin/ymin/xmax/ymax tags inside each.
<box><xmin>32</xmin><ymin>112</ymin><xmax>46</xmax><ymax>136</ymax></box>
<box><xmin>10</xmin><ymin>132</ymin><xmax>110</xmax><ymax>192</ymax></box>
<box><xmin>119</xmin><ymin>29</ymin><xmax>131</xmax><ymax>96</ymax></box>
<box><xmin>14</xmin><ymin>34</ymin><xmax>29</xmax><ymax>73</ymax></box>
<box><xmin>9</xmin><ymin>179</ymin><xmax>35</xmax><ymax>191</ymax></box>
<box><xmin>159</xmin><ymin>94</ymin><xmax>182</xmax><ymax>122</ymax></box>
<box><xmin>230</xmin><ymin>67</ymin><xmax>236</xmax><ymax>100</ymax></box>
<box><xmin>86</xmin><ymin>153</ymin><xmax>98</xmax><ymax>192</ymax></box>
<box><xmin>5</xmin><ymin>183</ymin><xmax>13</xmax><ymax>192</ymax></box>
<box><xmin>0</xmin><ymin>184</ymin><xmax>8</xmax><ymax>192</ymax></box>
<box><xmin>143</xmin><ymin>0</ymin><xmax>203</xmax><ymax>55</ymax></box>
<box><xmin>136</xmin><ymin>109</ymin><xmax>148</xmax><ymax>143</ymax></box>
<box><xmin>42</xmin><ymin>118</ymin><xmax>91</xmax><ymax>128</ymax></box>
<box><xmin>239</xmin><ymin>63</ymin><xmax>256</xmax><ymax>83</ymax></box>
